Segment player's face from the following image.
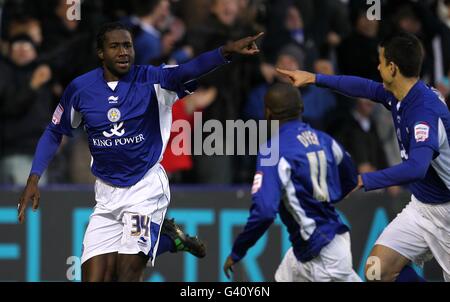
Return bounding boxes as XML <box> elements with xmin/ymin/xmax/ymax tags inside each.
<box><xmin>378</xmin><ymin>47</ymin><xmax>395</xmax><ymax>89</ymax></box>
<box><xmin>99</xmin><ymin>30</ymin><xmax>135</xmax><ymax>78</ymax></box>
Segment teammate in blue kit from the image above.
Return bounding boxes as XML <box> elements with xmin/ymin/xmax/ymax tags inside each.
<box><xmin>17</xmin><ymin>22</ymin><xmax>263</xmax><ymax>282</ymax></box>
<box><xmin>278</xmin><ymin>33</ymin><xmax>450</xmax><ymax>282</ymax></box>
<box><xmin>223</xmin><ymin>83</ymin><xmax>361</xmax><ymax>282</ymax></box>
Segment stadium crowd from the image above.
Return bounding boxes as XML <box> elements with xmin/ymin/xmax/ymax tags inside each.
<box><xmin>0</xmin><ymin>0</ymin><xmax>449</xmax><ymax>191</ymax></box>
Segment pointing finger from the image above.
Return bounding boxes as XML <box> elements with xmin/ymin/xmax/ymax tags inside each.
<box><xmin>251</xmin><ymin>32</ymin><xmax>265</xmax><ymax>41</ymax></box>
<box><xmin>276</xmin><ymin>68</ymin><xmax>294</xmax><ymax>77</ymax></box>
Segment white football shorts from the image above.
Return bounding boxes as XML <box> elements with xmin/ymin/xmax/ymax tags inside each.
<box><xmin>375</xmin><ymin>195</ymin><xmax>450</xmax><ymax>281</ymax></box>
<box><xmin>80</xmin><ymin>163</ymin><xmax>170</xmax><ymax>266</ymax></box>
<box><xmin>275</xmin><ymin>232</ymin><xmax>362</xmax><ymax>282</ymax></box>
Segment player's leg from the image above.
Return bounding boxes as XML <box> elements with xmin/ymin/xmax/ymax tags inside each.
<box><xmin>365</xmin><ymin>244</ymin><xmax>412</xmax><ymax>282</ymax></box>
<box><xmin>158</xmin><ymin>218</ymin><xmax>206</xmax><ymax>258</ymax></box>
<box><xmin>80</xmin><ymin>210</ymin><xmax>123</xmax><ymax>282</ymax></box>
<box><xmin>419</xmin><ymin>201</ymin><xmax>450</xmax><ymax>282</ymax></box>
<box><xmin>116</xmin><ymin>253</ymin><xmax>149</xmax><ymax>282</ymax></box>
<box><xmin>82</xmin><ymin>252</ymin><xmax>118</xmax><ymax>282</ymax></box>
<box><xmin>365</xmin><ymin>199</ymin><xmax>431</xmax><ymax>282</ymax></box>
<box><xmin>313</xmin><ymin>232</ymin><xmax>362</xmax><ymax>282</ymax></box>
<box><xmin>275</xmin><ymin>247</ymin><xmax>300</xmax><ymax>282</ymax></box>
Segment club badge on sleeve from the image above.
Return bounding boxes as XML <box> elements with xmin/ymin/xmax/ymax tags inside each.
<box><xmin>414</xmin><ymin>122</ymin><xmax>430</xmax><ymax>143</ymax></box>
<box><xmin>251</xmin><ymin>172</ymin><xmax>263</xmax><ymax>194</ymax></box>
<box><xmin>52</xmin><ymin>104</ymin><xmax>64</xmax><ymax>125</ymax></box>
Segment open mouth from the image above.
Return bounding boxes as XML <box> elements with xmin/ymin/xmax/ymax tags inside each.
<box><xmin>116</xmin><ymin>60</ymin><xmax>130</xmax><ymax>69</ymax></box>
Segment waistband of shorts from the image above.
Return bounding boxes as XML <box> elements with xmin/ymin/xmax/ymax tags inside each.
<box><xmin>411</xmin><ymin>195</ymin><xmax>450</xmax><ymax>208</ymax></box>
<box><xmin>96</xmin><ymin>163</ymin><xmax>163</xmax><ymax>188</ymax></box>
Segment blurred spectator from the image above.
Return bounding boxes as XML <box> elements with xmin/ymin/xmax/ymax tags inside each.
<box><xmin>337</xmin><ymin>9</ymin><xmax>381</xmax><ymax>81</ymax></box>
<box><xmin>244</xmin><ymin>44</ymin><xmax>336</xmax><ymax>130</ymax></box>
<box><xmin>262</xmin><ymin>1</ymin><xmax>318</xmax><ymax>69</ymax></box>
<box><xmin>372</xmin><ymin>103</ymin><xmax>402</xmax><ymax>168</ymax></box>
<box><xmin>384</xmin><ymin>2</ymin><xmax>441</xmax><ymax>83</ymax></box>
<box><xmin>161</xmin><ymin>88</ymin><xmax>217</xmax><ymax>183</ymax></box>
<box><xmin>68</xmin><ymin>131</ymin><xmax>96</xmax><ymax>185</ymax></box>
<box><xmin>0</xmin><ymin>34</ymin><xmax>52</xmax><ymax>185</ymax></box>
<box><xmin>7</xmin><ymin>17</ymin><xmax>43</xmax><ymax>47</ymax></box>
<box><xmin>40</xmin><ymin>0</ymin><xmax>98</xmax><ymax>90</ymax></box>
<box><xmin>41</xmin><ymin>0</ymin><xmax>81</xmax><ymax>52</ymax></box>
<box><xmin>187</xmin><ymin>0</ymin><xmax>259</xmax><ymax>183</ymax></box>
<box><xmin>310</xmin><ymin>0</ymin><xmax>351</xmax><ymax>59</ymax></box>
<box><xmin>125</xmin><ymin>0</ymin><xmax>171</xmax><ymax>65</ymax></box>
<box><xmin>434</xmin><ymin>0</ymin><xmax>450</xmax><ymax>99</ymax></box>
<box><xmin>335</xmin><ymin>98</ymin><xmax>388</xmax><ymax>174</ymax></box>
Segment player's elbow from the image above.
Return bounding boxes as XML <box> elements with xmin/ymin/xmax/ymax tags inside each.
<box><xmin>407</xmin><ymin>160</ymin><xmax>429</xmax><ymax>182</ymax></box>
<box><xmin>255</xmin><ymin>210</ymin><xmax>276</xmax><ymax>223</ymax></box>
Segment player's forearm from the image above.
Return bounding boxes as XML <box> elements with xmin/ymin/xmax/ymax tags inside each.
<box><xmin>230</xmin><ymin>217</ymin><xmax>274</xmax><ymax>263</ymax></box>
<box><xmin>30</xmin><ymin>126</ymin><xmax>63</xmax><ymax>177</ymax></box>
<box><xmin>337</xmin><ymin>154</ymin><xmax>358</xmax><ymax>200</ymax></box>
<box><xmin>176</xmin><ymin>48</ymin><xmax>229</xmax><ymax>83</ymax></box>
<box><xmin>361</xmin><ymin>147</ymin><xmax>433</xmax><ymax>191</ymax></box>
<box><xmin>316</xmin><ymin>74</ymin><xmax>385</xmax><ymax>102</ymax></box>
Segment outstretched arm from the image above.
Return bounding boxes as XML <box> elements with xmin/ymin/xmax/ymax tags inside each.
<box><xmin>276</xmin><ymin>69</ymin><xmax>393</xmax><ymax>108</ymax></box>
<box><xmin>161</xmin><ymin>33</ymin><xmax>264</xmax><ymax>92</ymax></box>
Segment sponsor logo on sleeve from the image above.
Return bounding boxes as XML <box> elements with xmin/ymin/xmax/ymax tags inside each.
<box><xmin>414</xmin><ymin>122</ymin><xmax>430</xmax><ymax>143</ymax></box>
<box><xmin>251</xmin><ymin>172</ymin><xmax>263</xmax><ymax>194</ymax></box>
<box><xmin>52</xmin><ymin>104</ymin><xmax>64</xmax><ymax>125</ymax></box>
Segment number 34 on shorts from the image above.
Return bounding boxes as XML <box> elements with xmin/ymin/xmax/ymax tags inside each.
<box><xmin>129</xmin><ymin>214</ymin><xmax>150</xmax><ymax>237</ymax></box>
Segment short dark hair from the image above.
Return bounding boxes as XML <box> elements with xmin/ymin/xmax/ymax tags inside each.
<box><xmin>265</xmin><ymin>83</ymin><xmax>303</xmax><ymax>121</ymax></box>
<box><xmin>379</xmin><ymin>32</ymin><xmax>424</xmax><ymax>78</ymax></box>
<box><xmin>96</xmin><ymin>22</ymin><xmax>132</xmax><ymax>51</ymax></box>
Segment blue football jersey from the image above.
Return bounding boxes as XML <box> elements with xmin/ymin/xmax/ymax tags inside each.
<box><xmin>231</xmin><ymin>120</ymin><xmax>357</xmax><ymax>263</ymax></box>
<box><xmin>384</xmin><ymin>82</ymin><xmax>450</xmax><ymax>204</ymax></box>
<box><xmin>46</xmin><ymin>49</ymin><xmax>227</xmax><ymax>187</ymax></box>
<box><xmin>316</xmin><ymin>75</ymin><xmax>450</xmax><ymax>204</ymax></box>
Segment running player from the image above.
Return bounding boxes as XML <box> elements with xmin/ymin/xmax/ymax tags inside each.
<box><xmin>223</xmin><ymin>83</ymin><xmax>361</xmax><ymax>282</ymax></box>
<box><xmin>17</xmin><ymin>22</ymin><xmax>263</xmax><ymax>282</ymax></box>
<box><xmin>278</xmin><ymin>33</ymin><xmax>450</xmax><ymax>282</ymax></box>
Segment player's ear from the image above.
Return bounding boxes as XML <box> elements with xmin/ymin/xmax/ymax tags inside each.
<box><xmin>389</xmin><ymin>62</ymin><xmax>397</xmax><ymax>77</ymax></box>
<box><xmin>264</xmin><ymin>107</ymin><xmax>272</xmax><ymax>120</ymax></box>
<box><xmin>97</xmin><ymin>48</ymin><xmax>104</xmax><ymax>61</ymax></box>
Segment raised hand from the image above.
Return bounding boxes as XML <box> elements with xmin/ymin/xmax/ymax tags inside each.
<box><xmin>276</xmin><ymin>68</ymin><xmax>316</xmax><ymax>88</ymax></box>
<box><xmin>221</xmin><ymin>32</ymin><xmax>264</xmax><ymax>57</ymax></box>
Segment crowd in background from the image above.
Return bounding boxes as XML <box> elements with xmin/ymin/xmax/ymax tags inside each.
<box><xmin>0</xmin><ymin>0</ymin><xmax>449</xmax><ymax>195</ymax></box>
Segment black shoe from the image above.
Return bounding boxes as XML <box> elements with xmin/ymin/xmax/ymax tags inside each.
<box><xmin>161</xmin><ymin>218</ymin><xmax>206</xmax><ymax>258</ymax></box>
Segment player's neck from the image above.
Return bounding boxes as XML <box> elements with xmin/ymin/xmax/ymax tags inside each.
<box><xmin>103</xmin><ymin>67</ymin><xmax>122</xmax><ymax>82</ymax></box>
<box><xmin>391</xmin><ymin>77</ymin><xmax>419</xmax><ymax>102</ymax></box>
